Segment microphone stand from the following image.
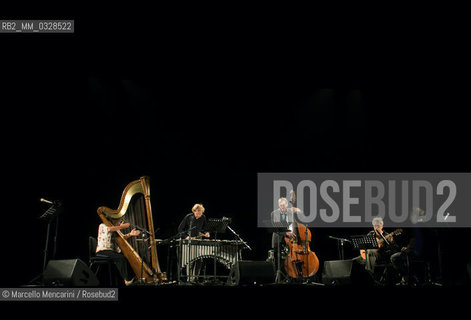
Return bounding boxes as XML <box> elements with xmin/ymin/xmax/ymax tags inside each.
<box><xmin>172</xmin><ymin>227</ymin><xmax>196</xmax><ymax>285</ymax></box>
<box><xmin>28</xmin><ymin>200</ymin><xmax>63</xmax><ymax>286</ymax></box>
<box><xmin>227</xmin><ymin>226</ymin><xmax>252</xmax><ymax>251</ymax></box>
<box><xmin>40</xmin><ymin>201</ymin><xmax>62</xmax><ymax>272</ymax></box>
<box><xmin>140</xmin><ymin>231</ymin><xmax>147</xmax><ymax>284</ymax></box>
<box><xmin>188</xmin><ymin>218</ymin><xmax>194</xmax><ymax>283</ymax></box>
<box><xmin>122</xmin><ymin>220</ymin><xmax>156</xmax><ymax>284</ymax></box>
<box><xmin>122</xmin><ymin>220</ymin><xmax>155</xmax><ymax>237</ymax></box>
<box><xmin>328</xmin><ymin>236</ymin><xmax>352</xmax><ymax>260</ymax></box>
<box><xmin>43</xmin><ymin>219</ymin><xmax>52</xmax><ymax>273</ymax></box>
<box><xmin>160</xmin><ymin>227</ymin><xmax>196</xmax><ymax>245</ymax></box>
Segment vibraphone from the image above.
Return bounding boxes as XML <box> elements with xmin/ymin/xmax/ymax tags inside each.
<box><xmin>176</xmin><ymin>239</ymin><xmax>245</xmax><ymax>282</ymax></box>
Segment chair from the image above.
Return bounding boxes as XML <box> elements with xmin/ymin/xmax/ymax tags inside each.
<box><xmin>406</xmin><ymin>254</ymin><xmax>439</xmax><ymax>286</ymax></box>
<box><xmin>88</xmin><ymin>236</ymin><xmax>120</xmax><ymax>287</ymax></box>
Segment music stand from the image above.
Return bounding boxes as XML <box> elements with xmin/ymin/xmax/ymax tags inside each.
<box><xmin>350</xmin><ymin>234</ymin><xmax>379</xmax><ymax>270</ymax></box>
<box><xmin>270</xmin><ymin>219</ymin><xmax>290</xmax><ymax>284</ymax></box>
<box><xmin>206</xmin><ymin>217</ymin><xmax>231</xmax><ymax>235</ymax></box>
<box><xmin>204</xmin><ymin>217</ymin><xmax>231</xmax><ymax>284</ymax></box>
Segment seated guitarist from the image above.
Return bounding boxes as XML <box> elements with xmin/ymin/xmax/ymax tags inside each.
<box><xmin>360</xmin><ymin>217</ymin><xmax>400</xmax><ymax>276</ymax></box>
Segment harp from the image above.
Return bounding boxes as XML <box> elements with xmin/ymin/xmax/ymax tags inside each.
<box><xmin>97</xmin><ymin>176</ymin><xmax>165</xmax><ymax>283</ymax></box>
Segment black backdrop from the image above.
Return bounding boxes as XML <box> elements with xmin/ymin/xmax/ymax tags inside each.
<box><xmin>1</xmin><ymin>5</ymin><xmax>471</xmax><ymax>308</ymax></box>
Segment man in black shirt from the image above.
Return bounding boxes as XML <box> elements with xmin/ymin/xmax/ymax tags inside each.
<box><xmin>177</xmin><ymin>204</ymin><xmax>210</xmax><ymax>282</ymax></box>
<box><xmin>178</xmin><ymin>203</ymin><xmax>210</xmax><ymax>239</ymax></box>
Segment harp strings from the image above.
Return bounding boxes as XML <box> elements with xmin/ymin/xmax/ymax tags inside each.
<box><xmin>126</xmin><ymin>194</ymin><xmax>151</xmax><ymax>267</ymax></box>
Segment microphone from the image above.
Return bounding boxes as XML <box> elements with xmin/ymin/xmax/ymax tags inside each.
<box><xmin>40</xmin><ymin>198</ymin><xmax>54</xmax><ymax>204</ymax></box>
<box><xmin>188</xmin><ymin>215</ymin><xmax>194</xmax><ymax>236</ymax></box>
<box><xmin>121</xmin><ymin>219</ymin><xmax>153</xmax><ymax>235</ymax></box>
<box><xmin>328</xmin><ymin>236</ymin><xmax>351</xmax><ymax>243</ymax></box>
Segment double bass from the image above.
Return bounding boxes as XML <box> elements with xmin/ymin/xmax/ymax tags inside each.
<box><xmin>284</xmin><ymin>190</ymin><xmax>320</xmax><ymax>279</ymax></box>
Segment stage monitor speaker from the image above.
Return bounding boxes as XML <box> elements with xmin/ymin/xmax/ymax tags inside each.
<box><xmin>322</xmin><ymin>259</ymin><xmax>372</xmax><ymax>286</ymax></box>
<box><xmin>227</xmin><ymin>260</ymin><xmax>275</xmax><ymax>286</ymax></box>
<box><xmin>43</xmin><ymin>259</ymin><xmax>100</xmax><ymax>287</ymax></box>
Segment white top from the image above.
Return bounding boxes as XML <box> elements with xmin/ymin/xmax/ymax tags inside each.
<box><xmin>96</xmin><ymin>223</ymin><xmax>121</xmax><ymax>253</ymax></box>
<box><xmin>272</xmin><ymin>208</ymin><xmax>296</xmax><ymax>232</ymax></box>
<box><xmin>281</xmin><ymin>210</ymin><xmax>294</xmax><ymax>232</ymax></box>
